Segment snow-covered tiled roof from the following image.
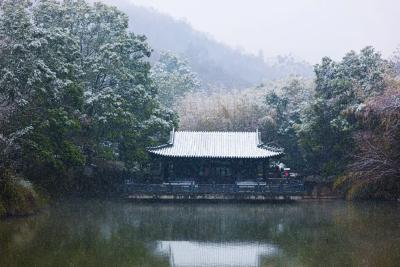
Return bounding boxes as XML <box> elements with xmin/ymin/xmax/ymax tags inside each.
<box><xmin>148</xmin><ymin>130</ymin><xmax>283</xmax><ymax>158</ymax></box>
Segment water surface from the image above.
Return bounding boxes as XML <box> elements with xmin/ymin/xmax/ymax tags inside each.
<box><xmin>1</xmin><ymin>200</ymin><xmax>399</xmax><ymax>267</ymax></box>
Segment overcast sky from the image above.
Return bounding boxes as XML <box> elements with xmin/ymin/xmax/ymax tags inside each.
<box><xmin>128</xmin><ymin>0</ymin><xmax>400</xmax><ymax>63</ymax></box>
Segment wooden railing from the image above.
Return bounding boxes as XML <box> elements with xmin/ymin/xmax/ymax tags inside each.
<box><xmin>124</xmin><ymin>181</ymin><xmax>305</xmax><ymax>196</ymax></box>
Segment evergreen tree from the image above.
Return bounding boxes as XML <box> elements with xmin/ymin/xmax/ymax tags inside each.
<box><xmin>151</xmin><ymin>51</ymin><xmax>201</xmax><ymax>106</ymax></box>
<box><xmin>263</xmin><ymin>79</ymin><xmax>312</xmax><ymax>171</ymax></box>
<box><xmin>297</xmin><ymin>47</ymin><xmax>392</xmax><ymax>179</ymax></box>
<box><xmin>0</xmin><ymin>0</ymin><xmax>176</xmax><ymax>195</ymax></box>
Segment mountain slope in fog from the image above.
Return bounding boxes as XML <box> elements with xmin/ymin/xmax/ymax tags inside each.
<box><xmin>103</xmin><ymin>1</ymin><xmax>314</xmax><ymax>89</ymax></box>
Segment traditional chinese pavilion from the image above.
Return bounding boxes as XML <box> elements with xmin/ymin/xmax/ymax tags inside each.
<box><xmin>148</xmin><ymin>130</ymin><xmax>283</xmax><ymax>184</ymax></box>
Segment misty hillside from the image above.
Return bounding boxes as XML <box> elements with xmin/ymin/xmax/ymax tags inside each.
<box><xmin>105</xmin><ymin>1</ymin><xmax>314</xmax><ymax>89</ymax></box>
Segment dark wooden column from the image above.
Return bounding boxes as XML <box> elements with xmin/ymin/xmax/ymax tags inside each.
<box><xmin>262</xmin><ymin>158</ymin><xmax>269</xmax><ymax>180</ymax></box>
<box><xmin>250</xmin><ymin>159</ymin><xmax>257</xmax><ymax>179</ymax></box>
<box><xmin>159</xmin><ymin>159</ymin><xmax>164</xmax><ymax>181</ymax></box>
<box><xmin>162</xmin><ymin>158</ymin><xmax>170</xmax><ymax>182</ymax></box>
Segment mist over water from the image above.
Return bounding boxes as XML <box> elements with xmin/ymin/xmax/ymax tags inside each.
<box><xmin>1</xmin><ymin>201</ymin><xmax>400</xmax><ymax>266</ymax></box>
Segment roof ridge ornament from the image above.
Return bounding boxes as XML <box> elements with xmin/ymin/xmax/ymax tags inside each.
<box><xmin>256</xmin><ymin>128</ymin><xmax>262</xmax><ymax>146</ymax></box>
<box><xmin>169</xmin><ymin>127</ymin><xmax>175</xmax><ymax>145</ymax></box>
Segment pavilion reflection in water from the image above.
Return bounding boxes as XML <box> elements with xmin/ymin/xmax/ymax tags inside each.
<box><xmin>154</xmin><ymin>241</ymin><xmax>278</xmax><ymax>267</ymax></box>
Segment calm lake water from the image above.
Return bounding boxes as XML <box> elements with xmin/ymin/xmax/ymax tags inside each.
<box><xmin>1</xmin><ymin>200</ymin><xmax>400</xmax><ymax>267</ymax></box>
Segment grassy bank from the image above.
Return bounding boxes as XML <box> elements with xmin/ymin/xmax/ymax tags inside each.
<box><xmin>0</xmin><ymin>170</ymin><xmax>47</xmax><ymax>218</ymax></box>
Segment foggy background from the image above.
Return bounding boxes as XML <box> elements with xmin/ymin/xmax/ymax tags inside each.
<box><xmin>128</xmin><ymin>0</ymin><xmax>400</xmax><ymax>63</ymax></box>
<box><xmin>93</xmin><ymin>0</ymin><xmax>400</xmax><ymax>89</ymax></box>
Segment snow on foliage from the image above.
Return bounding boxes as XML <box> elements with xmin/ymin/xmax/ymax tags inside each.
<box><xmin>150</xmin><ymin>51</ymin><xmax>201</xmax><ymax>106</ymax></box>
<box><xmin>0</xmin><ymin>0</ymin><xmax>176</xmax><ymax>193</ymax></box>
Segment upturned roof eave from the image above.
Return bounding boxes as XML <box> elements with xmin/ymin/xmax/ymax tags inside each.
<box><xmin>146</xmin><ymin>130</ymin><xmax>284</xmax><ymax>159</ymax></box>
<box><xmin>148</xmin><ymin>151</ymin><xmax>284</xmax><ymax>159</ymax></box>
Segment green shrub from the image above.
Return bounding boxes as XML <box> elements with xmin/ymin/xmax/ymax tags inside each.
<box><xmin>0</xmin><ymin>169</ymin><xmax>47</xmax><ymax>217</ymax></box>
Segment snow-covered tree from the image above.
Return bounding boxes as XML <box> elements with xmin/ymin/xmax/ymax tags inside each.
<box><xmin>0</xmin><ymin>0</ymin><xmax>176</xmax><ymax>195</ymax></box>
<box><xmin>151</xmin><ymin>51</ymin><xmax>201</xmax><ymax>106</ymax></box>
<box><xmin>262</xmin><ymin>79</ymin><xmax>313</xmax><ymax>171</ymax></box>
<box><xmin>176</xmin><ymin>88</ymin><xmax>267</xmax><ymax>131</ymax></box>
<box><xmin>297</xmin><ymin>47</ymin><xmax>393</xmax><ymax>178</ymax></box>
<box><xmin>393</xmin><ymin>46</ymin><xmax>400</xmax><ymax>76</ymax></box>
<box><xmin>335</xmin><ymin>84</ymin><xmax>400</xmax><ymax>199</ymax></box>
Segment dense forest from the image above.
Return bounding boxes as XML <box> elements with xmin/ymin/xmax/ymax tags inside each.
<box><xmin>0</xmin><ymin>0</ymin><xmax>399</xmax><ymax>217</ymax></box>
